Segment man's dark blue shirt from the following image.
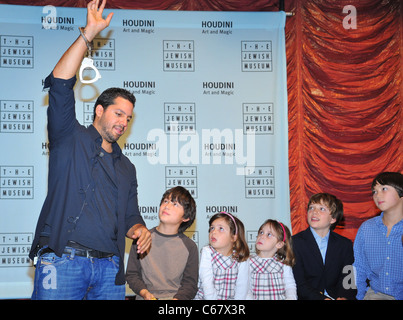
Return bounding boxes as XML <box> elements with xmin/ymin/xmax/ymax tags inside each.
<box><xmin>29</xmin><ymin>73</ymin><xmax>145</xmax><ymax>285</ymax></box>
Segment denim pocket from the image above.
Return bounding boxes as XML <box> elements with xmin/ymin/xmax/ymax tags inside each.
<box><xmin>108</xmin><ymin>255</ymin><xmax>120</xmax><ymax>270</ymax></box>
<box><xmin>38</xmin><ymin>252</ymin><xmax>69</xmax><ymax>268</ymax></box>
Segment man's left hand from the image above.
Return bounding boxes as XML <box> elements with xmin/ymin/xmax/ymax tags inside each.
<box><xmin>127</xmin><ymin>224</ymin><xmax>151</xmax><ymax>254</ymax></box>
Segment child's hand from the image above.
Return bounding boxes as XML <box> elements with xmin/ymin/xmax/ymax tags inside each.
<box><xmin>140</xmin><ymin>289</ymin><xmax>157</xmax><ymax>300</ymax></box>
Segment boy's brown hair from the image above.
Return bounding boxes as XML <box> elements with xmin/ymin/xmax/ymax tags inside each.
<box><xmin>307</xmin><ymin>193</ymin><xmax>343</xmax><ymax>231</ymax></box>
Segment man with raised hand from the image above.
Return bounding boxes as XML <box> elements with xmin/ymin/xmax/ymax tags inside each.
<box><xmin>30</xmin><ymin>0</ymin><xmax>151</xmax><ymax>300</ymax></box>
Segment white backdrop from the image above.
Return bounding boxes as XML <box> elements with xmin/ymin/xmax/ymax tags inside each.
<box><xmin>0</xmin><ymin>5</ymin><xmax>289</xmax><ymax>298</ymax></box>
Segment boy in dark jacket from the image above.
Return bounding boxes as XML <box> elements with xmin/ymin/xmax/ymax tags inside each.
<box><xmin>292</xmin><ymin>193</ymin><xmax>356</xmax><ymax>300</ymax></box>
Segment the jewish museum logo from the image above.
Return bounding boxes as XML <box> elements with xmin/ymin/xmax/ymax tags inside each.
<box><xmin>163</xmin><ymin>40</ymin><xmax>195</xmax><ymax>71</ymax></box>
<box><xmin>165</xmin><ymin>166</ymin><xmax>198</xmax><ymax>198</ymax></box>
<box><xmin>1</xmin><ymin>100</ymin><xmax>34</xmax><ymax>133</ymax></box>
<box><xmin>241</xmin><ymin>41</ymin><xmax>272</xmax><ymax>72</ymax></box>
<box><xmin>0</xmin><ymin>166</ymin><xmax>34</xmax><ymax>199</ymax></box>
<box><xmin>0</xmin><ymin>36</ymin><xmax>34</xmax><ymax>68</ymax></box>
<box><xmin>244</xmin><ymin>166</ymin><xmax>275</xmax><ymax>198</ymax></box>
<box><xmin>243</xmin><ymin>103</ymin><xmax>274</xmax><ymax>135</ymax></box>
<box><xmin>0</xmin><ymin>233</ymin><xmax>33</xmax><ymax>267</ymax></box>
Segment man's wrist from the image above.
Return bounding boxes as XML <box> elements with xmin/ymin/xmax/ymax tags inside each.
<box><xmin>78</xmin><ymin>27</ymin><xmax>94</xmax><ymax>51</ymax></box>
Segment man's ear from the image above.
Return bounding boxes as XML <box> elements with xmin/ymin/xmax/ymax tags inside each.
<box><xmin>95</xmin><ymin>104</ymin><xmax>104</xmax><ymax>119</ymax></box>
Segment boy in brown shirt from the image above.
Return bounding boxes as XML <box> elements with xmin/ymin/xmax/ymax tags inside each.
<box><xmin>126</xmin><ymin>186</ymin><xmax>198</xmax><ymax>300</ymax></box>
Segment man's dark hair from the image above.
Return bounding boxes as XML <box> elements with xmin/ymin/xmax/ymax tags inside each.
<box><xmin>93</xmin><ymin>87</ymin><xmax>136</xmax><ymax>121</ymax></box>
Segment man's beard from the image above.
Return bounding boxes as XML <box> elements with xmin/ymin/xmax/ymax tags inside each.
<box><xmin>102</xmin><ymin>125</ymin><xmax>122</xmax><ymax>143</ymax></box>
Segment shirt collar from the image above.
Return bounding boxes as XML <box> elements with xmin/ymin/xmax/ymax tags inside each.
<box><xmin>88</xmin><ymin>124</ymin><xmax>122</xmax><ymax>159</ymax></box>
<box><xmin>375</xmin><ymin>212</ymin><xmax>384</xmax><ymax>226</ymax></box>
<box><xmin>376</xmin><ymin>212</ymin><xmax>403</xmax><ymax>228</ymax></box>
<box><xmin>310</xmin><ymin>227</ymin><xmax>330</xmax><ymax>242</ymax></box>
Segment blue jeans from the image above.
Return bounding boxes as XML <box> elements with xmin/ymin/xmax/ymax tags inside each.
<box><xmin>31</xmin><ymin>247</ymin><xmax>125</xmax><ymax>300</ymax></box>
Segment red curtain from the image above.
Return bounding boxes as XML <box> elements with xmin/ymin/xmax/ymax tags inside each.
<box><xmin>1</xmin><ymin>0</ymin><xmax>401</xmax><ymax>240</ymax></box>
<box><xmin>286</xmin><ymin>0</ymin><xmax>402</xmax><ymax>239</ymax></box>
<box><xmin>0</xmin><ymin>0</ymin><xmax>281</xmax><ymax>10</ymax></box>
